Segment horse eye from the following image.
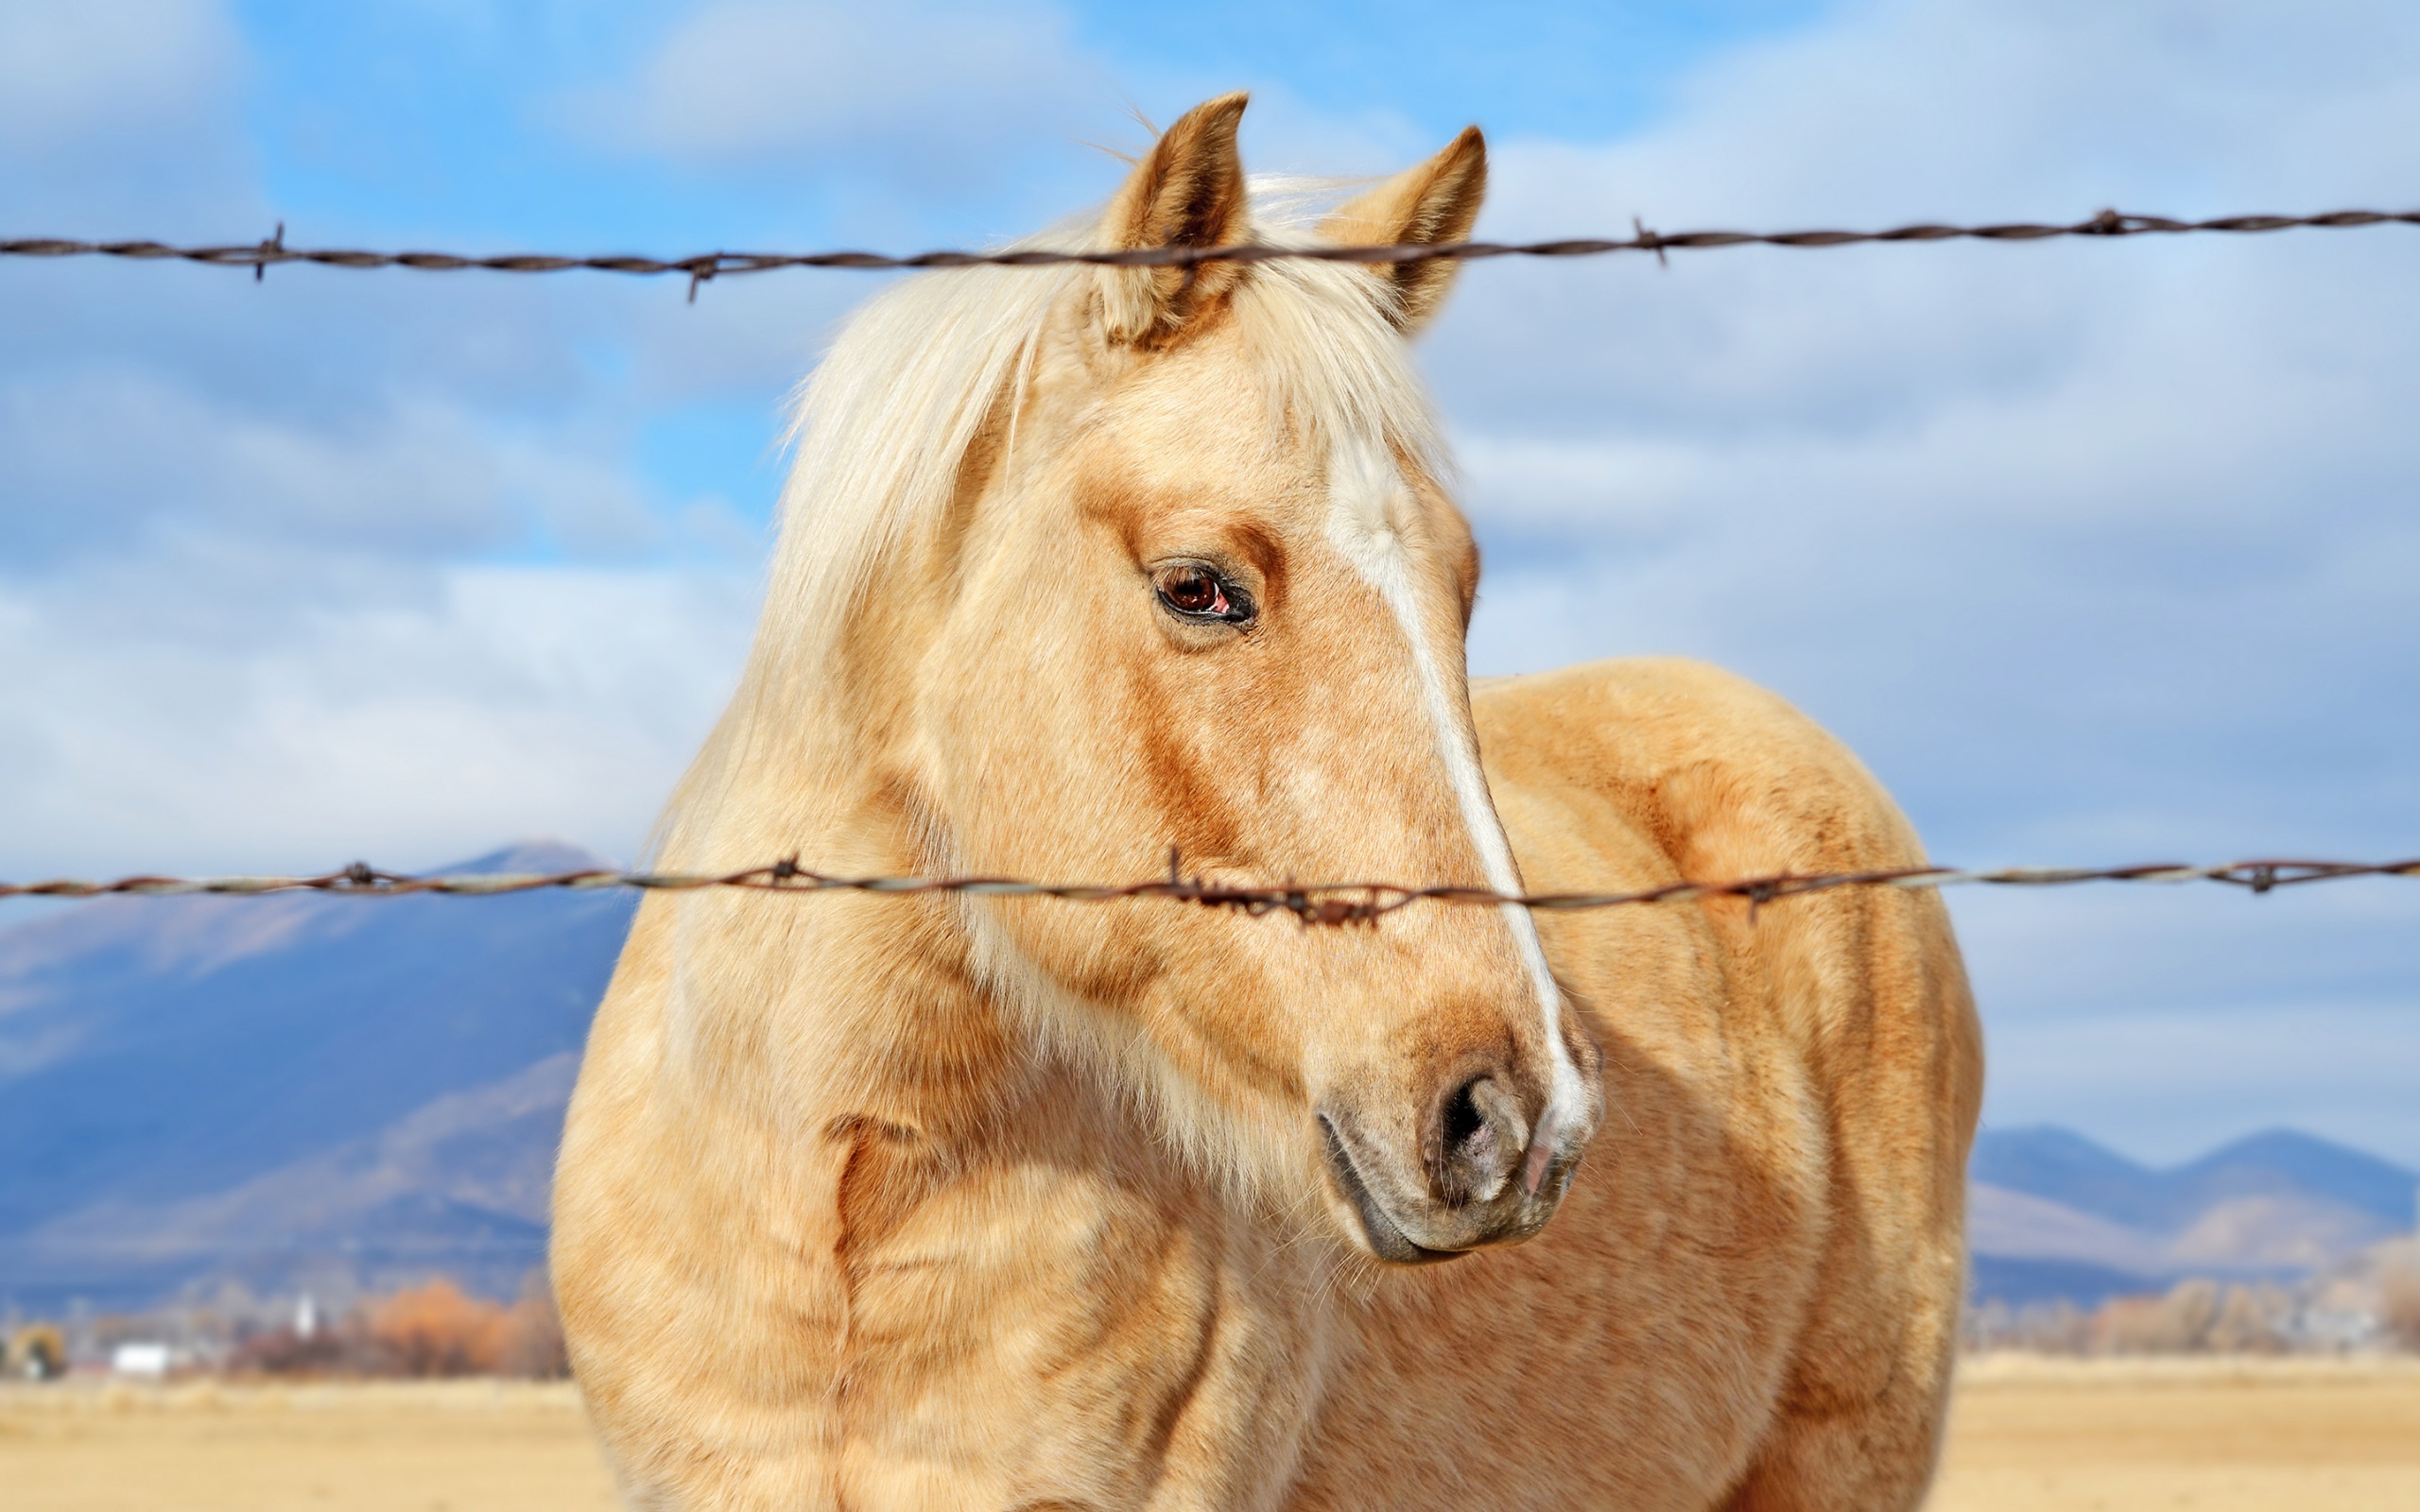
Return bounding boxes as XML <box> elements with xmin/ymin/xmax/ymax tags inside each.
<box><xmin>1154</xmin><ymin>564</ymin><xmax>1251</xmax><ymax>625</ymax></box>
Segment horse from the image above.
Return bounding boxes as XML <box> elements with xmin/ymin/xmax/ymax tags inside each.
<box><xmin>553</xmin><ymin>93</ymin><xmax>1983</xmax><ymax>1511</ymax></box>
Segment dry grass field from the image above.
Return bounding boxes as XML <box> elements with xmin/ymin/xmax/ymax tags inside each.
<box><xmin>1932</xmin><ymin>1354</ymin><xmax>2420</xmax><ymax>1512</ymax></box>
<box><xmin>4</xmin><ymin>1356</ymin><xmax>2418</xmax><ymax>1510</ymax></box>
<box><xmin>0</xmin><ymin>1380</ymin><xmax>619</xmax><ymax>1512</ymax></box>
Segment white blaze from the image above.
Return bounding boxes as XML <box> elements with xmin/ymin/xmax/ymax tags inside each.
<box><xmin>1323</xmin><ymin>438</ymin><xmax>1587</xmax><ymax>1176</ymax></box>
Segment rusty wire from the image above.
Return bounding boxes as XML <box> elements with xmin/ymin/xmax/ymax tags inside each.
<box><xmin>5</xmin><ymin>208</ymin><xmax>2416</xmax><ymax>301</ymax></box>
<box><xmin>4</xmin><ymin>855</ymin><xmax>2413</xmax><ymax>926</ymax></box>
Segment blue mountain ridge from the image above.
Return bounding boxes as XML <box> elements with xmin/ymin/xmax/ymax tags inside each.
<box><xmin>1972</xmin><ymin>1124</ymin><xmax>2418</xmax><ymax>1233</ymax></box>
<box><xmin>1967</xmin><ymin>1125</ymin><xmax>2417</xmax><ymax>1307</ymax></box>
<box><xmin>1966</xmin><ymin>1256</ymin><xmax>2158</xmax><ymax>1312</ymax></box>
<box><xmin>0</xmin><ymin>841</ymin><xmax>634</xmax><ymax>1310</ymax></box>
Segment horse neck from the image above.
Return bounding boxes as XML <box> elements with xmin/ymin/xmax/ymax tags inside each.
<box><xmin>669</xmin><ymin>405</ymin><xmax>1117</xmax><ymax>1151</ymax></box>
<box><xmin>651</xmin><ymin>601</ymin><xmax>1042</xmax><ymax>1160</ymax></box>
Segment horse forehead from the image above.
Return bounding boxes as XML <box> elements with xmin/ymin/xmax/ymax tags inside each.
<box><xmin>1076</xmin><ymin>388</ymin><xmax>1314</xmax><ymax>527</ymax></box>
<box><xmin>1102</xmin><ymin>351</ymin><xmax>1286</xmax><ymax>458</ymax></box>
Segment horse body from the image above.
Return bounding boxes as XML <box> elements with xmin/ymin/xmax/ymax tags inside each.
<box><xmin>554</xmin><ymin>94</ymin><xmax>1981</xmax><ymax>1510</ymax></box>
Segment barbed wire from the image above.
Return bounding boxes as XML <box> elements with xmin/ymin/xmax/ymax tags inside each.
<box><xmin>6</xmin><ymin>208</ymin><xmax>2415</xmax><ymax>301</ymax></box>
<box><xmin>5</xmin><ymin>855</ymin><xmax>2413</xmax><ymax>926</ymax></box>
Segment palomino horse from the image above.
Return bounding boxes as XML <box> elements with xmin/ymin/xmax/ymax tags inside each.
<box><xmin>555</xmin><ymin>94</ymin><xmax>1983</xmax><ymax>1510</ymax></box>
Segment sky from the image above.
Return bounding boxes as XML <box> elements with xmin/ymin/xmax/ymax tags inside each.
<box><xmin>2</xmin><ymin>0</ymin><xmax>2415</xmax><ymax>1168</ymax></box>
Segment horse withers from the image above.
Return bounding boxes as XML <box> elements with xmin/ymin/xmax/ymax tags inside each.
<box><xmin>553</xmin><ymin>94</ymin><xmax>1983</xmax><ymax>1511</ymax></box>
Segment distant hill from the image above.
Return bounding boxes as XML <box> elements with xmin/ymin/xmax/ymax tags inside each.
<box><xmin>1967</xmin><ymin>1125</ymin><xmax>2418</xmax><ymax>1306</ymax></box>
<box><xmin>0</xmin><ymin>842</ymin><xmax>634</xmax><ymax>1311</ymax></box>
<box><xmin>1966</xmin><ymin>1255</ymin><xmax>2158</xmax><ymax>1311</ymax></box>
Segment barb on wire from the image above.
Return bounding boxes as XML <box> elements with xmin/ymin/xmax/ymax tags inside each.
<box><xmin>5</xmin><ymin>208</ymin><xmax>2415</xmax><ymax>287</ymax></box>
<box><xmin>5</xmin><ymin>855</ymin><xmax>2414</xmax><ymax>925</ymax></box>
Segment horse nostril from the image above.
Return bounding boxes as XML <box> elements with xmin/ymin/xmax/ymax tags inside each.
<box><xmin>1435</xmin><ymin>1075</ymin><xmax>1529</xmax><ymax>1207</ymax></box>
<box><xmin>1443</xmin><ymin>1079</ymin><xmax>1488</xmax><ymax>1151</ymax></box>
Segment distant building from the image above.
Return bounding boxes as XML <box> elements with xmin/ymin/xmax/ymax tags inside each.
<box><xmin>111</xmin><ymin>1342</ymin><xmax>170</xmax><ymax>1378</ymax></box>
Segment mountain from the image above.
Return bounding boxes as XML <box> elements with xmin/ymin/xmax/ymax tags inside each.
<box><xmin>1966</xmin><ymin>1256</ymin><xmax>2160</xmax><ymax>1311</ymax></box>
<box><xmin>1971</xmin><ymin>1125</ymin><xmax>2177</xmax><ymax>1229</ymax></box>
<box><xmin>0</xmin><ymin>842</ymin><xmax>634</xmax><ymax>1311</ymax></box>
<box><xmin>2170</xmin><ymin>1130</ymin><xmax>2420</xmax><ymax>1229</ymax></box>
<box><xmin>1974</xmin><ymin>1125</ymin><xmax>2418</xmax><ymax>1233</ymax></box>
<box><xmin>1966</xmin><ymin>1125</ymin><xmax>2418</xmax><ymax>1306</ymax></box>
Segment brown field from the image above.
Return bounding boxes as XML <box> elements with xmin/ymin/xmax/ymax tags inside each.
<box><xmin>0</xmin><ymin>1380</ymin><xmax>617</xmax><ymax>1512</ymax></box>
<box><xmin>1933</xmin><ymin>1353</ymin><xmax>2420</xmax><ymax>1511</ymax></box>
<box><xmin>4</xmin><ymin>1355</ymin><xmax>2418</xmax><ymax>1510</ymax></box>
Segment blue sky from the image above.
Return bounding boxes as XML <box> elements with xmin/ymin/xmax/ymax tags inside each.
<box><xmin>3</xmin><ymin>0</ymin><xmax>2416</xmax><ymax>1167</ymax></box>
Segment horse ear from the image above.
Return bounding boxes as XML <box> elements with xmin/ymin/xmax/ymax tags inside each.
<box><xmin>1319</xmin><ymin>126</ymin><xmax>1487</xmax><ymax>334</ymax></box>
<box><xmin>1098</xmin><ymin>93</ymin><xmax>1251</xmax><ymax>344</ymax></box>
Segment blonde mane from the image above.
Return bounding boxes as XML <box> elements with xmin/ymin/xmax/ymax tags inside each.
<box><xmin>661</xmin><ymin>181</ymin><xmax>1447</xmax><ymax>868</ymax></box>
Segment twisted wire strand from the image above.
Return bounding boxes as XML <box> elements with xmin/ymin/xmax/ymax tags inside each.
<box><xmin>6</xmin><ymin>856</ymin><xmax>2414</xmax><ymax>925</ymax></box>
<box><xmin>5</xmin><ymin>209</ymin><xmax>2414</xmax><ymax>298</ymax></box>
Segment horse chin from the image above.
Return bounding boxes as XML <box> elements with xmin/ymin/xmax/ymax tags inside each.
<box><xmin>1319</xmin><ymin>1116</ymin><xmax>1465</xmax><ymax>1266</ymax></box>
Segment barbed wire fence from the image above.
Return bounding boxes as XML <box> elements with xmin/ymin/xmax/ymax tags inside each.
<box><xmin>5</xmin><ymin>205</ymin><xmax>2415</xmax><ymax>913</ymax></box>
<box><xmin>6</xmin><ymin>206</ymin><xmax>2416</xmax><ymax>301</ymax></box>
<box><xmin>6</xmin><ymin>856</ymin><xmax>2416</xmax><ymax>926</ymax></box>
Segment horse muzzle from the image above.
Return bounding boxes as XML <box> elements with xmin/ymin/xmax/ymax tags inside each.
<box><xmin>1317</xmin><ymin>1077</ymin><xmax>1582</xmax><ymax>1263</ymax></box>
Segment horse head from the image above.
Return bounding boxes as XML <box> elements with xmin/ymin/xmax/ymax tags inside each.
<box><xmin>717</xmin><ymin>94</ymin><xmax>1603</xmax><ymax>1263</ymax></box>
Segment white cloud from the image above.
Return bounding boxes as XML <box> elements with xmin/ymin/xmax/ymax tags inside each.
<box><xmin>0</xmin><ymin>286</ymin><xmax>772</xmax><ymax>879</ymax></box>
<box><xmin>0</xmin><ymin>558</ymin><xmax>758</xmax><ymax>877</ymax></box>
<box><xmin>0</xmin><ymin>0</ymin><xmax>237</xmax><ymax>144</ymax></box>
<box><xmin>0</xmin><ymin>0</ymin><xmax>256</xmax><ymax>230</ymax></box>
<box><xmin>0</xmin><ymin>2</ymin><xmax>793</xmax><ymax>881</ymax></box>
<box><xmin>1431</xmin><ymin>0</ymin><xmax>2420</xmax><ymax>835</ymax></box>
<box><xmin>563</xmin><ymin>0</ymin><xmax>1106</xmax><ymax>188</ymax></box>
